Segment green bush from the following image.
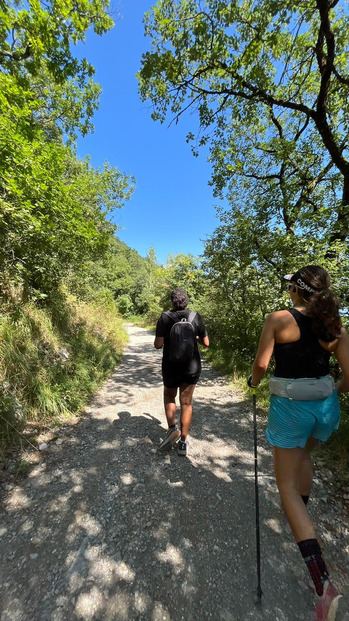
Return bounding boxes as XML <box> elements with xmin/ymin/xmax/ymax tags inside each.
<box><xmin>117</xmin><ymin>294</ymin><xmax>134</xmax><ymax>317</ymax></box>
<box><xmin>0</xmin><ymin>292</ymin><xmax>128</xmax><ymax>460</ymax></box>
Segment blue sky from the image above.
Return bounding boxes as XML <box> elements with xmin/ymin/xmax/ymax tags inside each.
<box><xmin>76</xmin><ymin>1</ymin><xmax>221</xmax><ymax>265</ymax></box>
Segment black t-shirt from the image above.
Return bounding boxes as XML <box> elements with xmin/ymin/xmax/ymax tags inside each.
<box><xmin>156</xmin><ymin>309</ymin><xmax>207</xmax><ymax>375</ymax></box>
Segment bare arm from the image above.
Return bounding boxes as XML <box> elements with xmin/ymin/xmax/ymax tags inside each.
<box><xmin>333</xmin><ymin>328</ymin><xmax>349</xmax><ymax>394</ymax></box>
<box><xmin>251</xmin><ymin>314</ymin><xmax>276</xmax><ymax>386</ymax></box>
<box><xmin>154</xmin><ymin>336</ymin><xmax>164</xmax><ymax>349</ymax></box>
<box><xmin>197</xmin><ymin>335</ymin><xmax>209</xmax><ymax>347</ymax></box>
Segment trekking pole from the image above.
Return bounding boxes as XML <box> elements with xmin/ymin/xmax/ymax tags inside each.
<box><xmin>252</xmin><ymin>386</ymin><xmax>263</xmax><ymax>605</ymax></box>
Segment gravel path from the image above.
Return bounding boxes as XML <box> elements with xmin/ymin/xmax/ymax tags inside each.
<box><xmin>0</xmin><ymin>324</ymin><xmax>348</xmax><ymax>621</ymax></box>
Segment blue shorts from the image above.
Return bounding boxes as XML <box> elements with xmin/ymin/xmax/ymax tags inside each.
<box><xmin>266</xmin><ymin>390</ymin><xmax>340</xmax><ymax>449</ymax></box>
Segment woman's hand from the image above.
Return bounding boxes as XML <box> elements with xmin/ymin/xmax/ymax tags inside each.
<box><xmin>247</xmin><ymin>375</ymin><xmax>259</xmax><ymax>389</ymax></box>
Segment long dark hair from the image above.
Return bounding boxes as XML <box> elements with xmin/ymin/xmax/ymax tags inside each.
<box><xmin>291</xmin><ymin>265</ymin><xmax>341</xmax><ymax>342</ymax></box>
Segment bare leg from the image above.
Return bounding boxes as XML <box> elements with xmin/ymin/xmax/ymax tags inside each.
<box><xmin>273</xmin><ymin>446</ymin><xmax>316</xmax><ymax>542</ymax></box>
<box><xmin>164</xmin><ymin>386</ymin><xmax>177</xmax><ymax>427</ymax></box>
<box><xmin>297</xmin><ymin>453</ymin><xmax>313</xmax><ymax>497</ymax></box>
<box><xmin>274</xmin><ymin>442</ymin><xmax>337</xmax><ymax>602</ymax></box>
<box><xmin>297</xmin><ymin>437</ymin><xmax>319</xmax><ymax>497</ymax></box>
<box><xmin>179</xmin><ymin>383</ymin><xmax>196</xmax><ymax>441</ymax></box>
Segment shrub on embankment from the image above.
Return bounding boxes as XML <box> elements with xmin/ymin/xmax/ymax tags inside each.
<box><xmin>0</xmin><ymin>289</ymin><xmax>128</xmax><ymax>461</ymax></box>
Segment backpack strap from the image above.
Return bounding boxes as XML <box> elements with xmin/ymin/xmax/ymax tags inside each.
<box><xmin>187</xmin><ymin>311</ymin><xmax>196</xmax><ymax>324</ymax></box>
<box><xmin>165</xmin><ymin>311</ymin><xmax>178</xmax><ymax>322</ymax></box>
<box><xmin>165</xmin><ymin>310</ymin><xmax>196</xmax><ymax>324</ymax></box>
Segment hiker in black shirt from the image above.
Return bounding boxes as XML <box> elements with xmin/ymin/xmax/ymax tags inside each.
<box><xmin>154</xmin><ymin>288</ymin><xmax>209</xmax><ymax>456</ymax></box>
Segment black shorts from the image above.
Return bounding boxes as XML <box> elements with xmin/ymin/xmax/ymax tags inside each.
<box><xmin>163</xmin><ymin>372</ymin><xmax>201</xmax><ymax>389</ymax></box>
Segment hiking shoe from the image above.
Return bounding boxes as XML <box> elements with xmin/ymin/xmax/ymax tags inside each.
<box><xmin>177</xmin><ymin>440</ymin><xmax>188</xmax><ymax>456</ymax></box>
<box><xmin>315</xmin><ymin>580</ymin><xmax>342</xmax><ymax>621</ymax></box>
<box><xmin>159</xmin><ymin>427</ymin><xmax>180</xmax><ymax>451</ymax></box>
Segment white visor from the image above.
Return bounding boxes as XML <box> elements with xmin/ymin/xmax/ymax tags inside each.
<box><xmin>284</xmin><ymin>274</ymin><xmax>316</xmax><ymax>293</ymax></box>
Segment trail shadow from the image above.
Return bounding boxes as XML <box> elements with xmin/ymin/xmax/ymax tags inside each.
<box><xmin>0</xmin><ymin>326</ymin><xmax>348</xmax><ymax>621</ymax></box>
<box><xmin>91</xmin><ymin>328</ymin><xmax>163</xmax><ymax>409</ymax></box>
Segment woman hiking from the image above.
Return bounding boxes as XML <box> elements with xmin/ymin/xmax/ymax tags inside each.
<box><xmin>249</xmin><ymin>265</ymin><xmax>349</xmax><ymax>620</ymax></box>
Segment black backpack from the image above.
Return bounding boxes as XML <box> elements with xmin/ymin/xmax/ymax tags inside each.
<box><xmin>165</xmin><ymin>311</ymin><xmax>197</xmax><ymax>362</ymax></box>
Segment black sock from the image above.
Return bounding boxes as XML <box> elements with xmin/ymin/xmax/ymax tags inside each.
<box><xmin>301</xmin><ymin>494</ymin><xmax>309</xmax><ymax>505</ymax></box>
<box><xmin>298</xmin><ymin>538</ymin><xmax>329</xmax><ymax>596</ymax></box>
<box><xmin>169</xmin><ymin>424</ymin><xmax>176</xmax><ymax>430</ymax></box>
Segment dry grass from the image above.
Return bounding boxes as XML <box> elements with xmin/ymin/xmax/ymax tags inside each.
<box><xmin>0</xmin><ymin>291</ymin><xmax>128</xmax><ymax>462</ymax></box>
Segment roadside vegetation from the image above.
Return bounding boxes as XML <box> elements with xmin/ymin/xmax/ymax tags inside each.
<box><xmin>0</xmin><ymin>0</ymin><xmax>134</xmax><ymax>461</ymax></box>
<box><xmin>1</xmin><ymin>1</ymin><xmax>349</xmax><ymax>479</ymax></box>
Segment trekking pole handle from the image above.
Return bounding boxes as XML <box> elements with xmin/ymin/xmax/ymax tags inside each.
<box><xmin>247</xmin><ymin>375</ymin><xmax>259</xmax><ymax>389</ymax></box>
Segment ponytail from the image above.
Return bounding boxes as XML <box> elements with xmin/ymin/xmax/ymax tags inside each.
<box><xmin>290</xmin><ymin>265</ymin><xmax>342</xmax><ymax>342</ymax></box>
<box><xmin>307</xmin><ymin>289</ymin><xmax>341</xmax><ymax>342</ymax></box>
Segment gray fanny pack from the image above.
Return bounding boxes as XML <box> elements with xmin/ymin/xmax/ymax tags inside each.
<box><xmin>269</xmin><ymin>375</ymin><xmax>335</xmax><ymax>401</ymax></box>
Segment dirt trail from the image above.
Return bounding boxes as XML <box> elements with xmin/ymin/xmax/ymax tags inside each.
<box><xmin>0</xmin><ymin>324</ymin><xmax>348</xmax><ymax>621</ymax></box>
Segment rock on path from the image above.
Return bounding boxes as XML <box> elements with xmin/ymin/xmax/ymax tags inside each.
<box><xmin>0</xmin><ymin>324</ymin><xmax>348</xmax><ymax>620</ymax></box>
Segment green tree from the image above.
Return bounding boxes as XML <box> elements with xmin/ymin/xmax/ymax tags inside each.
<box><xmin>138</xmin><ymin>0</ymin><xmax>349</xmax><ymax>370</ymax></box>
<box><xmin>0</xmin><ymin>0</ymin><xmax>138</xmax><ymax>300</ymax></box>
<box><xmin>0</xmin><ymin>125</ymin><xmax>135</xmax><ymax>296</ymax></box>
<box><xmin>139</xmin><ymin>0</ymin><xmax>349</xmax><ymax>242</ymax></box>
<box><xmin>67</xmin><ymin>237</ymin><xmax>152</xmax><ymax>308</ymax></box>
<box><xmin>117</xmin><ymin>293</ymin><xmax>134</xmax><ymax>316</ymax></box>
<box><xmin>0</xmin><ymin>0</ymin><xmax>114</xmax><ymax>140</ymax></box>
<box><xmin>0</xmin><ymin>0</ymin><xmax>113</xmax><ymax>81</ymax></box>
<box><xmin>134</xmin><ymin>247</ymin><xmax>163</xmax><ymax>318</ymax></box>
<box><xmin>159</xmin><ymin>253</ymin><xmax>204</xmax><ymax>309</ymax></box>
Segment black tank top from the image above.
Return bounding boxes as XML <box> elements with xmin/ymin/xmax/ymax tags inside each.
<box><xmin>274</xmin><ymin>308</ymin><xmax>331</xmax><ymax>379</ymax></box>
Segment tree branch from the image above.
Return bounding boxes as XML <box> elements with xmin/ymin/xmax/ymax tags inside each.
<box><xmin>244</xmin><ymin>172</ymin><xmax>281</xmax><ymax>181</ymax></box>
<box><xmin>316</xmin><ymin>0</ymin><xmax>335</xmax><ymax>109</ymax></box>
<box><xmin>254</xmin><ymin>237</ymin><xmax>283</xmax><ymax>268</ymax></box>
<box><xmin>294</xmin><ymin>115</ymin><xmax>310</xmax><ymax>142</ymax></box>
<box><xmin>0</xmin><ymin>44</ymin><xmax>31</xmax><ymax>62</ymax></box>
<box><xmin>332</xmin><ymin>66</ymin><xmax>349</xmax><ymax>86</ymax></box>
<box><xmin>168</xmin><ymin>93</ymin><xmax>202</xmax><ymax>127</ymax></box>
<box><xmin>269</xmin><ymin>106</ymin><xmax>283</xmax><ymax>139</ymax></box>
<box><xmin>214</xmin><ymin>60</ymin><xmax>315</xmax><ymax>117</ymax></box>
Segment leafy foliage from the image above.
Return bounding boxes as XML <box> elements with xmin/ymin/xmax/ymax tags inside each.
<box><xmin>0</xmin><ymin>0</ymin><xmax>137</xmax><ymax>299</ymax></box>
<box><xmin>138</xmin><ymin>1</ymin><xmax>349</xmax><ymax>472</ymax></box>
<box><xmin>139</xmin><ymin>0</ymin><xmax>349</xmax><ymax>241</ymax></box>
<box><xmin>0</xmin><ymin>0</ymin><xmax>138</xmax><ymax>459</ymax></box>
<box><xmin>138</xmin><ymin>0</ymin><xmax>349</xmax><ymax>340</ymax></box>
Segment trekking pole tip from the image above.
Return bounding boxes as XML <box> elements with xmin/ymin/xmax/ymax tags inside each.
<box><xmin>256</xmin><ymin>585</ymin><xmax>263</xmax><ymax>606</ymax></box>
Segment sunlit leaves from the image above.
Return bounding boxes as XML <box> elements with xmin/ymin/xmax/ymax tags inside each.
<box><xmin>138</xmin><ymin>0</ymin><xmax>349</xmax><ymax>368</ymax></box>
<box><xmin>0</xmin><ymin>0</ymin><xmax>136</xmax><ymax>300</ymax></box>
